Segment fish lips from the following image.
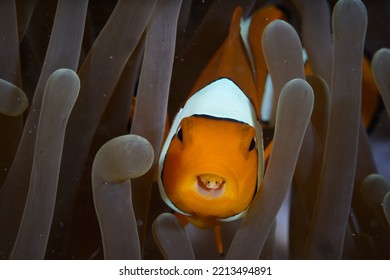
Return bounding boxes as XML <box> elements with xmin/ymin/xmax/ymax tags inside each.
<box><xmin>163</xmin><ymin>162</ymin><xmax>256</xmax><ymax>219</ymax></box>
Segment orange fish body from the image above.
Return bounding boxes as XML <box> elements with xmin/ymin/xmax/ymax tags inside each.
<box><xmin>158</xmin><ymin>6</ymin><xmax>285</xmax><ymax>230</ymax></box>
<box><xmin>159</xmin><ymin>78</ymin><xmax>262</xmax><ymax>228</ymax></box>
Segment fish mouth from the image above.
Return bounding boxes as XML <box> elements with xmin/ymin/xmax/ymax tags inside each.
<box><xmin>194</xmin><ymin>173</ymin><xmax>225</xmax><ymax>198</ymax></box>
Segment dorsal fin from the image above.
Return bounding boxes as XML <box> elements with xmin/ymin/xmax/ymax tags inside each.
<box><xmin>189</xmin><ymin>6</ymin><xmax>285</xmax><ymax>120</ymax></box>
<box><xmin>189</xmin><ymin>7</ymin><xmax>259</xmax><ymax>117</ymax></box>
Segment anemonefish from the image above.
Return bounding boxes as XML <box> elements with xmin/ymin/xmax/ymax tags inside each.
<box><xmin>158</xmin><ymin>6</ymin><xmax>285</xmax><ymax>253</ymax></box>
<box><xmin>159</xmin><ymin>78</ymin><xmax>262</xmax><ymax>225</ymax></box>
<box><xmin>156</xmin><ymin>2</ymin><xmax>381</xmax><ymax>255</ymax></box>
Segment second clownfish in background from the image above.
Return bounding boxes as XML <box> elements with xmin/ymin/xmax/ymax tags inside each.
<box><xmin>158</xmin><ymin>5</ymin><xmax>285</xmax><ymax>254</ymax></box>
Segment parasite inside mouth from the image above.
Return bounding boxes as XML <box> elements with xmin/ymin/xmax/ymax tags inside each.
<box><xmin>195</xmin><ymin>174</ymin><xmax>225</xmax><ymax>198</ymax></box>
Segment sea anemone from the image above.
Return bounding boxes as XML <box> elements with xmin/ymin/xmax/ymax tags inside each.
<box><xmin>0</xmin><ymin>0</ymin><xmax>389</xmax><ymax>260</ymax></box>
<box><xmin>11</xmin><ymin>69</ymin><xmax>80</xmax><ymax>259</ymax></box>
<box><xmin>92</xmin><ymin>134</ymin><xmax>154</xmax><ymax>259</ymax></box>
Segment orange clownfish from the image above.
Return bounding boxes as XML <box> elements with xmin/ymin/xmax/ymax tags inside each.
<box><xmin>158</xmin><ymin>78</ymin><xmax>263</xmax><ymax>226</ymax></box>
<box><xmin>158</xmin><ymin>6</ymin><xmax>285</xmax><ymax>253</ymax></box>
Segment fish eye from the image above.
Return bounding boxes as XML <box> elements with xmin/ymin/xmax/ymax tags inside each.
<box><xmin>176</xmin><ymin>127</ymin><xmax>183</xmax><ymax>142</ymax></box>
<box><xmin>248</xmin><ymin>137</ymin><xmax>256</xmax><ymax>152</ymax></box>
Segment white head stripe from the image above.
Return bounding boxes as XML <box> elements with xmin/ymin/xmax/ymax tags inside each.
<box><xmin>176</xmin><ymin>78</ymin><xmax>258</xmax><ymax>127</ymax></box>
